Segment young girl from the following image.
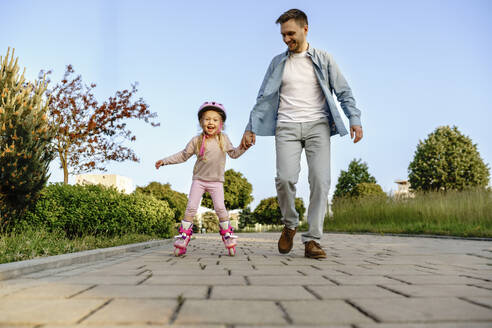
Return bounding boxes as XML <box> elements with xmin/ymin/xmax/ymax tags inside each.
<box><xmin>155</xmin><ymin>101</ymin><xmax>247</xmax><ymax>256</ymax></box>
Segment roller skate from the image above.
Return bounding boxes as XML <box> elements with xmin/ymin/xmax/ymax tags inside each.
<box><xmin>219</xmin><ymin>221</ymin><xmax>238</xmax><ymax>256</ymax></box>
<box><xmin>174</xmin><ymin>222</ymin><xmax>193</xmax><ymax>257</ymax></box>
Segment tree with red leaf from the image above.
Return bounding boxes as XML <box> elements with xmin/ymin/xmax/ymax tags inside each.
<box><xmin>46</xmin><ymin>65</ymin><xmax>159</xmax><ymax>183</ymax></box>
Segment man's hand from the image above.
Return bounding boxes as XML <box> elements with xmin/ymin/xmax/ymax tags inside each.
<box><xmin>350</xmin><ymin>125</ymin><xmax>363</xmax><ymax>143</ymax></box>
<box><xmin>241</xmin><ymin>130</ymin><xmax>256</xmax><ymax>149</ymax></box>
<box><xmin>155</xmin><ymin>160</ymin><xmax>164</xmax><ymax>169</ymax></box>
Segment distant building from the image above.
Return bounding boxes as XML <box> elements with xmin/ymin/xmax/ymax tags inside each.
<box><xmin>75</xmin><ymin>174</ymin><xmax>134</xmax><ymax>194</ymax></box>
<box><xmin>394</xmin><ymin>179</ymin><xmax>413</xmax><ymax>198</ymax></box>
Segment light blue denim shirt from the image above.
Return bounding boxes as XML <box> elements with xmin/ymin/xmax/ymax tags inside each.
<box><xmin>245</xmin><ymin>46</ymin><xmax>361</xmax><ymax>137</ymax></box>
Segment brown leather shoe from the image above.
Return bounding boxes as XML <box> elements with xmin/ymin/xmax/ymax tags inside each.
<box><xmin>304</xmin><ymin>240</ymin><xmax>327</xmax><ymax>259</ymax></box>
<box><xmin>278</xmin><ymin>226</ymin><xmax>296</xmax><ymax>254</ymax></box>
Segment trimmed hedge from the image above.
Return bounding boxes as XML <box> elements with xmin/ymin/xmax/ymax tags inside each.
<box><xmin>22</xmin><ymin>183</ymin><xmax>175</xmax><ymax>237</ymax></box>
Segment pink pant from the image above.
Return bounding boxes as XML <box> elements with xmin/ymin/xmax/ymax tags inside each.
<box><xmin>184</xmin><ymin>179</ymin><xmax>228</xmax><ymax>219</ymax></box>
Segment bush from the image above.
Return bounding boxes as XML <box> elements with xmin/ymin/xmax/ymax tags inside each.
<box><xmin>238</xmin><ymin>207</ymin><xmax>256</xmax><ymax>229</ymax></box>
<box><xmin>353</xmin><ymin>182</ymin><xmax>387</xmax><ymax>199</ymax></box>
<box><xmin>22</xmin><ymin>183</ymin><xmax>175</xmax><ymax>237</ymax></box>
<box><xmin>253</xmin><ymin>196</ymin><xmax>305</xmax><ymax>225</ymax></box>
<box><xmin>135</xmin><ymin>181</ymin><xmax>188</xmax><ymax>222</ymax></box>
<box><xmin>201</xmin><ymin>211</ymin><xmax>219</xmax><ymax>232</ymax></box>
<box><xmin>408</xmin><ymin>125</ymin><xmax>490</xmax><ymax>191</ymax></box>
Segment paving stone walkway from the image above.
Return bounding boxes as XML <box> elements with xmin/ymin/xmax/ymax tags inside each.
<box><xmin>0</xmin><ymin>232</ymin><xmax>491</xmax><ymax>327</ymax></box>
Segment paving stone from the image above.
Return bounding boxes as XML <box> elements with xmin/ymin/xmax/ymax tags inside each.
<box><xmin>56</xmin><ymin>275</ymin><xmax>144</xmax><ymax>285</ymax></box>
<box><xmin>358</xmin><ymin>323</ymin><xmax>492</xmax><ymax>328</ymax></box>
<box><xmin>230</xmin><ymin>267</ymin><xmax>310</xmax><ymax>276</ymax></box>
<box><xmin>247</xmin><ymin>275</ymin><xmax>336</xmax><ymax>286</ymax></box>
<box><xmin>237</xmin><ymin>325</ymin><xmax>350</xmax><ymax>328</ymax></box>
<box><xmin>0</xmin><ymin>298</ymin><xmax>106</xmax><ymax>325</ymax></box>
<box><xmin>312</xmin><ymin>285</ymin><xmax>405</xmax><ymax>299</ymax></box>
<box><xmin>211</xmin><ymin>285</ymin><xmax>316</xmax><ymax>300</ymax></box>
<box><xmin>3</xmin><ymin>232</ymin><xmax>492</xmax><ymax>327</ymax></box>
<box><xmin>144</xmin><ymin>274</ymin><xmax>246</xmax><ymax>285</ymax></box>
<box><xmin>384</xmin><ymin>284</ymin><xmax>492</xmax><ymax>297</ymax></box>
<box><xmin>44</xmin><ymin>325</ymin><xmax>226</xmax><ymax>328</ymax></box>
<box><xmin>175</xmin><ymin>300</ymin><xmax>286</xmax><ymax>325</ymax></box>
<box><xmin>351</xmin><ymin>297</ymin><xmax>492</xmax><ymax>322</ymax></box>
<box><xmin>145</xmin><ymin>268</ymin><xmax>230</xmax><ymax>276</ymax></box>
<box><xmin>73</xmin><ymin>284</ymin><xmax>208</xmax><ymax>299</ymax></box>
<box><xmin>281</xmin><ymin>300</ymin><xmax>374</xmax><ymax>325</ymax></box>
<box><xmin>82</xmin><ymin>299</ymin><xmax>176</xmax><ymax>324</ymax></box>
<box><xmin>461</xmin><ymin>296</ymin><xmax>492</xmax><ymax>308</ymax></box>
<box><xmin>7</xmin><ymin>283</ymin><xmax>94</xmax><ymax>299</ymax></box>
<box><xmin>327</xmin><ymin>275</ymin><xmax>407</xmax><ymax>285</ymax></box>
<box><xmin>386</xmin><ymin>274</ymin><xmax>484</xmax><ymax>285</ymax></box>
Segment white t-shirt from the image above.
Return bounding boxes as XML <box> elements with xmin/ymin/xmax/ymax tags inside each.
<box><xmin>277</xmin><ymin>51</ymin><xmax>327</xmax><ymax>123</ymax></box>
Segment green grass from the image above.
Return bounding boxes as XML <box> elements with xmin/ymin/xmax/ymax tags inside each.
<box><xmin>324</xmin><ymin>189</ymin><xmax>492</xmax><ymax>238</ymax></box>
<box><xmin>0</xmin><ymin>228</ymin><xmax>159</xmax><ymax>264</ymax></box>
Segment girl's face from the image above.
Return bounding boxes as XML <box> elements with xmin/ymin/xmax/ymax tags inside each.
<box><xmin>201</xmin><ymin>110</ymin><xmax>223</xmax><ymax>135</ymax></box>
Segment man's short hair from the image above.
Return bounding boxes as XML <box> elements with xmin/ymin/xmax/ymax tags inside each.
<box><xmin>275</xmin><ymin>9</ymin><xmax>308</xmax><ymax>27</ymax></box>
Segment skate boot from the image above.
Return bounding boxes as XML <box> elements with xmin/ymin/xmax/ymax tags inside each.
<box><xmin>174</xmin><ymin>222</ymin><xmax>193</xmax><ymax>256</ymax></box>
<box><xmin>219</xmin><ymin>222</ymin><xmax>238</xmax><ymax>256</ymax></box>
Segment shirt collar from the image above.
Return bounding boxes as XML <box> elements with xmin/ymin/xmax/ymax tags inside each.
<box><xmin>284</xmin><ymin>43</ymin><xmax>314</xmax><ymax>58</ymax></box>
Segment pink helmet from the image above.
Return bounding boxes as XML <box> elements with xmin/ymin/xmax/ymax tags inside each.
<box><xmin>198</xmin><ymin>101</ymin><xmax>226</xmax><ymax>122</ymax></box>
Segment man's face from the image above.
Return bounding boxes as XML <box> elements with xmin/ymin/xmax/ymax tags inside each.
<box><xmin>280</xmin><ymin>19</ymin><xmax>308</xmax><ymax>53</ymax></box>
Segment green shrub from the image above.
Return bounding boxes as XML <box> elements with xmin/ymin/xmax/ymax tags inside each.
<box><xmin>353</xmin><ymin>182</ymin><xmax>387</xmax><ymax>199</ymax></box>
<box><xmin>201</xmin><ymin>211</ymin><xmax>219</xmax><ymax>233</ymax></box>
<box><xmin>22</xmin><ymin>183</ymin><xmax>175</xmax><ymax>237</ymax></box>
<box><xmin>135</xmin><ymin>181</ymin><xmax>188</xmax><ymax>222</ymax></box>
<box><xmin>253</xmin><ymin>196</ymin><xmax>305</xmax><ymax>225</ymax></box>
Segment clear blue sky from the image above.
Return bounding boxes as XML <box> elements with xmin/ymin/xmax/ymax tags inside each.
<box><xmin>2</xmin><ymin>0</ymin><xmax>491</xmax><ymax>208</ymax></box>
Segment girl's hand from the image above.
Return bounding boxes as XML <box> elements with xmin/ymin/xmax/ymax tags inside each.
<box><xmin>155</xmin><ymin>160</ymin><xmax>164</xmax><ymax>169</ymax></box>
<box><xmin>241</xmin><ymin>131</ymin><xmax>256</xmax><ymax>149</ymax></box>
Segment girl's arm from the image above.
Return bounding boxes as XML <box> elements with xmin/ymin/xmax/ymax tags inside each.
<box><xmin>156</xmin><ymin>137</ymin><xmax>196</xmax><ymax>169</ymax></box>
<box><xmin>224</xmin><ymin>134</ymin><xmax>247</xmax><ymax>159</ymax></box>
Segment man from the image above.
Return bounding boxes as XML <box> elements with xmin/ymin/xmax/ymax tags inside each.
<box><xmin>241</xmin><ymin>9</ymin><xmax>363</xmax><ymax>259</ymax></box>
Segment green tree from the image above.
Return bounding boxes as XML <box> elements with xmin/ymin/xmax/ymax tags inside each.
<box><xmin>0</xmin><ymin>48</ymin><xmax>55</xmax><ymax>228</ymax></box>
<box><xmin>253</xmin><ymin>196</ymin><xmax>305</xmax><ymax>225</ymax></box>
<box><xmin>333</xmin><ymin>159</ymin><xmax>377</xmax><ymax>199</ymax></box>
<box><xmin>201</xmin><ymin>169</ymin><xmax>253</xmax><ymax>210</ymax></box>
<box><xmin>238</xmin><ymin>207</ymin><xmax>256</xmax><ymax>229</ymax></box>
<box><xmin>135</xmin><ymin>181</ymin><xmax>188</xmax><ymax>222</ymax></box>
<box><xmin>201</xmin><ymin>211</ymin><xmax>219</xmax><ymax>232</ymax></box>
<box><xmin>408</xmin><ymin>126</ymin><xmax>490</xmax><ymax>191</ymax></box>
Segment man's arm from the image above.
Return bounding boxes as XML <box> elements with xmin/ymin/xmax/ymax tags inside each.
<box><xmin>326</xmin><ymin>54</ymin><xmax>363</xmax><ymax>142</ymax></box>
<box><xmin>326</xmin><ymin>54</ymin><xmax>361</xmax><ymax>128</ymax></box>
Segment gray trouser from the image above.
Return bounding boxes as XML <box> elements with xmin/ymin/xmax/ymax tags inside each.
<box><xmin>275</xmin><ymin>118</ymin><xmax>331</xmax><ymax>243</ymax></box>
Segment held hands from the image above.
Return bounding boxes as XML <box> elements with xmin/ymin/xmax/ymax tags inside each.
<box><xmin>241</xmin><ymin>130</ymin><xmax>256</xmax><ymax>149</ymax></box>
<box><xmin>155</xmin><ymin>160</ymin><xmax>164</xmax><ymax>169</ymax></box>
<box><xmin>350</xmin><ymin>125</ymin><xmax>363</xmax><ymax>143</ymax></box>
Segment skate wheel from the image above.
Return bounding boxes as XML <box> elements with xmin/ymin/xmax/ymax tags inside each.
<box><xmin>228</xmin><ymin>247</ymin><xmax>236</xmax><ymax>256</ymax></box>
<box><xmin>174</xmin><ymin>247</ymin><xmax>185</xmax><ymax>257</ymax></box>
